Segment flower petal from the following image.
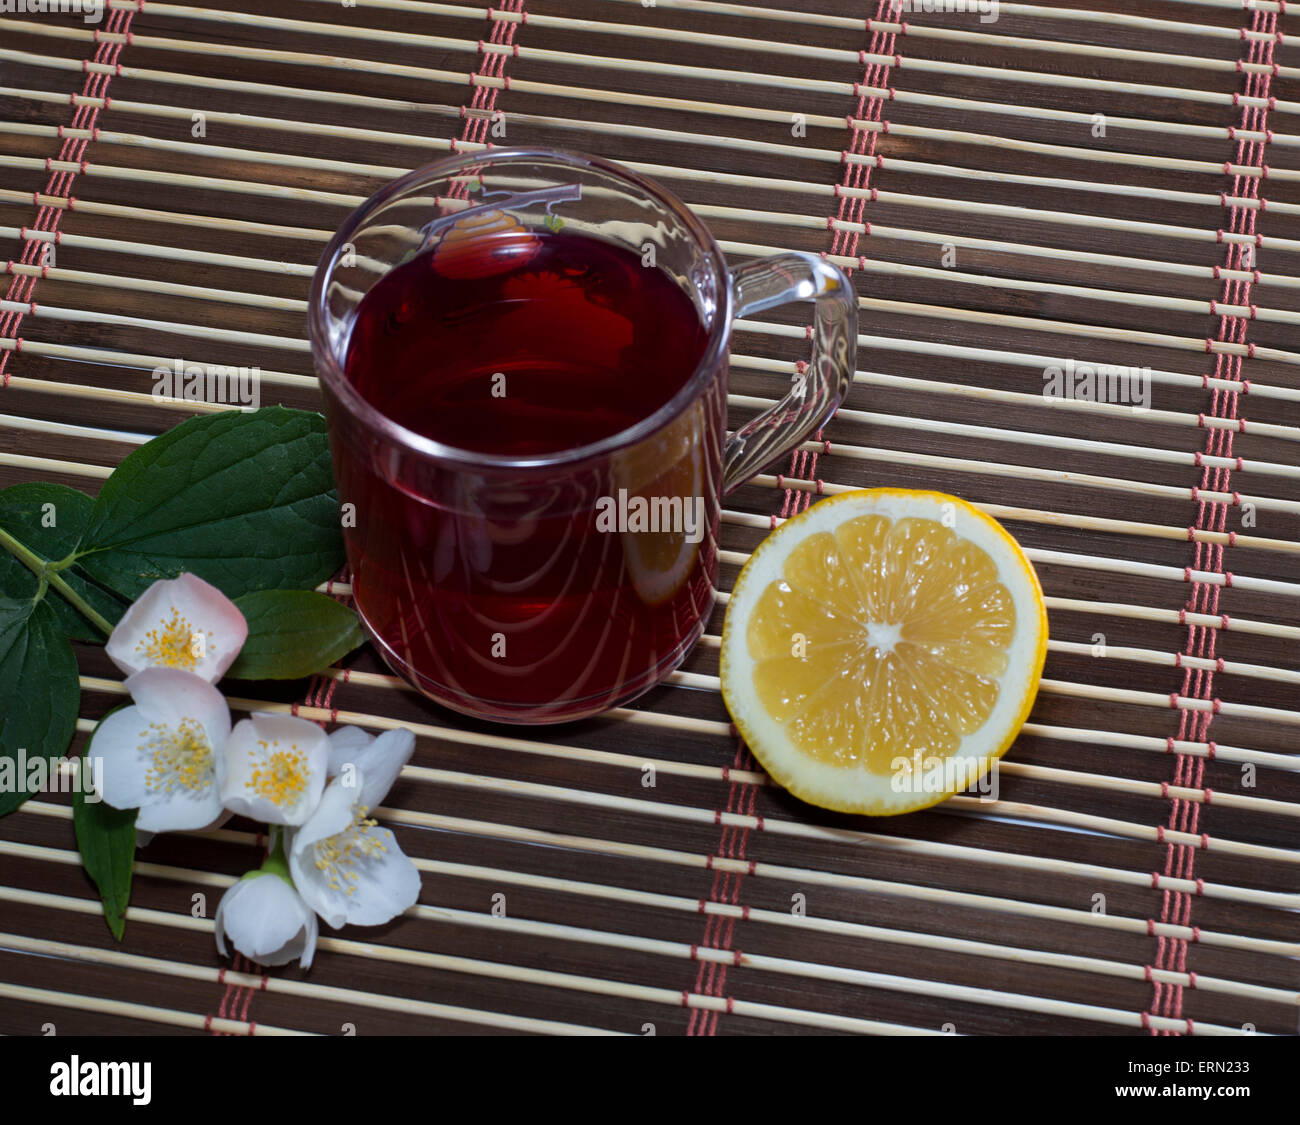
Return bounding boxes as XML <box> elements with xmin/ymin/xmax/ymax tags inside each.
<box><xmin>326</xmin><ymin>725</ymin><xmax>372</xmax><ymax>779</ymax></box>
<box><xmin>106</xmin><ymin>573</ymin><xmax>248</xmax><ymax>683</ymax></box>
<box><xmin>215</xmin><ymin>872</ymin><xmax>316</xmax><ymax>967</ymax></box>
<box><xmin>290</xmin><ymin>811</ymin><xmax>421</xmax><ymax>930</ymax></box>
<box><xmin>293</xmin><ymin>774</ymin><xmax>360</xmax><ymax>854</ymax></box>
<box><xmin>90</xmin><ymin>705</ymin><xmax>153</xmax><ymax>813</ymax></box>
<box><xmin>356</xmin><ymin>730</ymin><xmax>415</xmax><ymax>811</ymax></box>
<box><xmin>289</xmin><ymin>776</ymin><xmax>363</xmax><ymax>929</ymax></box>
<box><xmin>127</xmin><ymin>667</ymin><xmax>232</xmax><ymax>755</ymax></box>
<box><xmin>90</xmin><ymin>669</ymin><xmax>229</xmax><ymax>833</ymax></box>
<box><xmin>338</xmin><ymin>828</ymin><xmax>422</xmax><ymax>927</ymax></box>
<box><xmin>220</xmin><ymin>714</ymin><xmax>327</xmax><ymax>826</ymax></box>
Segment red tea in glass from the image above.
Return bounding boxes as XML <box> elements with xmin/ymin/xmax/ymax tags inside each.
<box><xmin>310</xmin><ymin>150</ymin><xmax>855</xmax><ymax>723</ymax></box>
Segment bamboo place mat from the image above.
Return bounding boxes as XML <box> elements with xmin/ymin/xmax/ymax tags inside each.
<box><xmin>0</xmin><ymin>0</ymin><xmax>1297</xmax><ymax>1038</ymax></box>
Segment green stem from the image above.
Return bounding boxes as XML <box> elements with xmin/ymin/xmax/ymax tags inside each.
<box><xmin>0</xmin><ymin>524</ymin><xmax>113</xmax><ymax>637</ymax></box>
<box><xmin>257</xmin><ymin>828</ymin><xmax>293</xmax><ymax>884</ymax></box>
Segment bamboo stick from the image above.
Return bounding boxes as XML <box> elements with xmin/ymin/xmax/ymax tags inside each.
<box><xmin>0</xmin><ymin>844</ymin><xmax>1258</xmax><ymax>1034</ymax></box>
<box><xmin>18</xmin><ymin>799</ymin><xmax>1298</xmax><ymax>960</ymax></box>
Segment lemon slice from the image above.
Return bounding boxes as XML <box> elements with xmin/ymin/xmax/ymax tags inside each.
<box><xmin>720</xmin><ymin>489</ymin><xmax>1048</xmax><ymax>815</ymax></box>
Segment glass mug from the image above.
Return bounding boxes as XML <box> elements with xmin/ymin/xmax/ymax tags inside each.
<box><xmin>309</xmin><ymin>148</ymin><xmax>856</xmax><ymax>723</ymax></box>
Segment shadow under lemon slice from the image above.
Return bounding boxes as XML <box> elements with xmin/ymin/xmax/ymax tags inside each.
<box><xmin>613</xmin><ymin>404</ymin><xmax>707</xmax><ymax>606</ymax></box>
<box><xmin>720</xmin><ymin>488</ymin><xmax>1048</xmax><ymax>815</ymax></box>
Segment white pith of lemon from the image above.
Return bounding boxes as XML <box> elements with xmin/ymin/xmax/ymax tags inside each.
<box><xmin>720</xmin><ymin>488</ymin><xmax>1048</xmax><ymax>815</ymax></box>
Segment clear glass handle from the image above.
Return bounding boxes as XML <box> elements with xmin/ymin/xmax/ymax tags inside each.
<box><xmin>723</xmin><ymin>252</ymin><xmax>856</xmax><ymax>494</ymax></box>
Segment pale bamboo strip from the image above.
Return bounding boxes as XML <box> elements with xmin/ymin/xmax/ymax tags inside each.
<box><xmin>1019</xmin><ymin>722</ymin><xmax>1298</xmax><ymax>772</ymax></box>
<box><xmin>666</xmin><ymin>639</ymin><xmax>1300</xmax><ymax>698</ymax></box>
<box><xmin>707</xmin><ymin>204</ymin><xmax>1299</xmax><ymax>284</ymax></box>
<box><xmin>16</xmin><ymin>303</ymin><xmax>311</xmax><ymax>353</ymax></box>
<box><xmin>0</xmin><ymin>84</ymin><xmax>458</xmax><ymax>128</ymax></box>
<box><xmin>120</xmin><ymin>0</ymin><xmax>1300</xmax><ymax>80</ymax></box>
<box><xmin>854</xmin><ymin>299</ymin><xmax>1300</xmax><ymax>366</ymax></box>
<box><xmin>391</xmin><ymin>907</ymin><xmax>1248</xmax><ymax>1034</ymax></box>
<box><xmin>11</xmin><ymin>64</ymin><xmax>1294</xmax><ymax>211</ymax></box>
<box><xmin>635</xmin><ymin>162</ymin><xmax>1298</xmax><ymax>251</ymax></box>
<box><xmin>3</xmin><ymin>260</ymin><xmax>310</xmax><ymax>313</ymax></box>
<box><xmin>19</xmin><ymin>81</ymin><xmax>1285</xmax><ymax>211</ymax></box>
<box><xmin>7</xmin><ymin>104</ymin><xmax>1276</xmax><ymax>241</ymax></box>
<box><xmin>383</xmin><ymin>775</ymin><xmax>1300</xmax><ymax>907</ymax></box>
<box><xmin>0</xmin><ymin>453</ymin><xmax>109</xmax><ymax>480</ymax></box>
<box><xmin>399</xmin><ymin>862</ymin><xmax>1295</xmax><ymax>1006</ymax></box>
<box><xmin>17</xmin><ymin>425</ymin><xmax>1282</xmax><ymax>596</ymax></box>
<box><xmin>939</xmin><ymin>798</ymin><xmax>1300</xmax><ymax>864</ymax></box>
<box><xmin>70</xmin><ymin>674</ymin><xmax>1300</xmax><ymax>906</ymax></box>
<box><xmin>369</xmin><ymin>806</ymin><xmax>1300</xmax><ymax>958</ymax></box>
<box><xmin>7</xmin><ymin>31</ymin><xmax>1280</xmax><ymax>156</ymax></box>
<box><xmin>0</xmin><ymin>188</ymin><xmax>335</xmax><ymax>243</ymax></box>
<box><xmin>846</xmin><ymin>120</ymin><xmax>1287</xmax><ymax>191</ymax></box>
<box><xmin>0</xmin><ymin>981</ymin><xmax>308</xmax><ymax>1035</ymax></box>
<box><xmin>0</xmin><ymin>153</ymin><xmax>363</xmax><ymax>207</ymax></box>
<box><xmin>7</xmin><ymin>305</ymin><xmax>1295</xmax><ymax>460</ymax></box>
<box><xmin>0</xmin><ymin>413</ymin><xmax>148</xmax><ymax>445</ymax></box>
<box><xmin>1041</xmin><ymin>678</ymin><xmax>1300</xmax><ymax>728</ymax></box>
<box><xmin>0</xmin><ymin>927</ymin><xmax>620</xmax><ymax>1036</ymax></box>
<box><xmin>0</xmin><ymin>221</ymin><xmax>322</xmax><ymax>277</ymax></box>
<box><xmin>14</xmin><ymin>215</ymin><xmax>1299</xmax><ymax>417</ymax></box>
<box><xmin>760</xmin><ymin>436</ymin><xmax>1300</xmax><ymax>517</ymax></box>
<box><xmin>17</xmin><ymin>799</ymin><xmax>1296</xmax><ymax>960</ymax></box>
<box><xmin>527</xmin><ymin>2</ymin><xmax>1300</xmax><ymax>78</ymax></box>
<box><xmin>456</xmin><ymin>108</ymin><xmax>1300</xmax><ymax>206</ymax></box>
<box><xmin>0</xmin><ymin>842</ymin><xmax>1248</xmax><ymax>1033</ymax></box>
<box><xmin>768</xmin><ymin>360</ymin><xmax>1300</xmax><ymax>446</ymax></box>
<box><xmin>734</xmin><ymin>341</ymin><xmax>1297</xmax><ymax>408</ymax></box>
<box><xmin>5</xmin><ymin>202</ymin><xmax>1294</xmax><ymax>407</ymax></box>
<box><xmin>13</xmin><ymin>371</ymin><xmax>1300</xmax><ymax>551</ymax></box>
<box><xmin>62</xmin><ymin>3</ymin><xmax>1293</xmax><ymax>113</ymax></box>
<box><xmin>0</xmin><ymin>883</ymin><xmax>934</xmax><ymax>1035</ymax></box>
<box><xmin>602</xmin><ymin>0</ymin><xmax>1286</xmax><ymax>41</ymax></box>
<box><xmin>319</xmin><ymin>664</ymin><xmax>1300</xmax><ymax>779</ymax></box>
<box><xmin>12</xmin><ymin>338</ymin><xmax>1300</xmax><ymax>517</ymax></box>
<box><xmin>727</xmin><ymin>239</ymin><xmax>1300</xmax><ymax>326</ymax></box>
<box><xmin>994</xmin><ymin>762</ymin><xmax>1300</xmax><ymax>817</ymax></box>
<box><xmin>1048</xmin><ymin>640</ymin><xmax>1300</xmax><ymax>687</ymax></box>
<box><xmin>72</xmin><ymin>676</ymin><xmax>1298</xmax><ymax>909</ymax></box>
<box><xmin>0</xmin><ymin>121</ymin><xmax>408</xmax><ymax>181</ymax></box>
<box><xmin>779</xmin><ymin>403</ymin><xmax>1300</xmax><ymax>485</ymax></box>
<box><xmin>2</xmin><ymin>82</ymin><xmax>1285</xmax><ymax>254</ymax></box>
<box><xmin>5</xmin><ymin>341</ymin><xmax>316</xmax><ymax>389</ymax></box>
<box><xmin>741</xmin><ymin>482</ymin><xmax>1300</xmax><ymax>598</ymax></box>
<box><xmin>1041</xmin><ymin>598</ymin><xmax>1300</xmax><ymax>643</ymax></box>
<box><xmin>0</xmin><ymin>27</ymin><xmax>471</xmax><ymax>88</ymax></box>
<box><xmin>830</xmin><ymin>364</ymin><xmax>1300</xmax><ymax>443</ymax></box>
<box><xmin>1</xmin><ymin>375</ymin><xmax>232</xmax><ymax>416</ymax></box>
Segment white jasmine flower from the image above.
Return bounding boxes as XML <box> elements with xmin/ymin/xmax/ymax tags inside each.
<box><xmin>290</xmin><ymin>728</ymin><xmax>420</xmax><ymax>928</ymax></box>
<box><xmin>215</xmin><ymin>865</ymin><xmax>318</xmax><ymax>969</ymax></box>
<box><xmin>91</xmin><ymin>667</ymin><xmax>231</xmax><ymax>833</ymax></box>
<box><xmin>105</xmin><ymin>572</ymin><xmax>248</xmax><ymax>683</ymax></box>
<box><xmin>220</xmin><ymin>713</ymin><xmax>329</xmax><ymax>826</ymax></box>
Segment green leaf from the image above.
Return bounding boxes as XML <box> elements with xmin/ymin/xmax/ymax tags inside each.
<box><xmin>0</xmin><ymin>483</ymin><xmax>127</xmax><ymax>641</ymax></box>
<box><xmin>0</xmin><ymin>598</ymin><xmax>80</xmax><ymax>818</ymax></box>
<box><xmin>74</xmin><ymin>709</ymin><xmax>137</xmax><ymax>942</ymax></box>
<box><xmin>75</xmin><ymin>406</ymin><xmax>345</xmax><ymax>600</ymax></box>
<box><xmin>228</xmin><ymin>589</ymin><xmax>366</xmax><ymax>680</ymax></box>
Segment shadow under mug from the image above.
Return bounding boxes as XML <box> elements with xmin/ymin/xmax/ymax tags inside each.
<box><xmin>308</xmin><ymin>148</ymin><xmax>856</xmax><ymax>724</ymax></box>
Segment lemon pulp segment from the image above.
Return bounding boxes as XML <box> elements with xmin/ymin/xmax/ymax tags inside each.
<box><xmin>747</xmin><ymin>515</ymin><xmax>1014</xmax><ymax>768</ymax></box>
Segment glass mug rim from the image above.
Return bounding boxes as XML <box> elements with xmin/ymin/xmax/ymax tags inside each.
<box><xmin>307</xmin><ymin>146</ymin><xmax>734</xmax><ymax>473</ymax></box>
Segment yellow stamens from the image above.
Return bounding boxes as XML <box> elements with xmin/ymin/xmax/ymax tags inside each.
<box><xmin>313</xmin><ymin>806</ymin><xmax>389</xmax><ymax>895</ymax></box>
<box><xmin>141</xmin><ymin>717</ymin><xmax>213</xmax><ymax>794</ymax></box>
<box><xmin>136</xmin><ymin>605</ymin><xmax>212</xmax><ymax>671</ymax></box>
<box><xmin>246</xmin><ymin>740</ymin><xmax>310</xmax><ymax>809</ymax></box>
